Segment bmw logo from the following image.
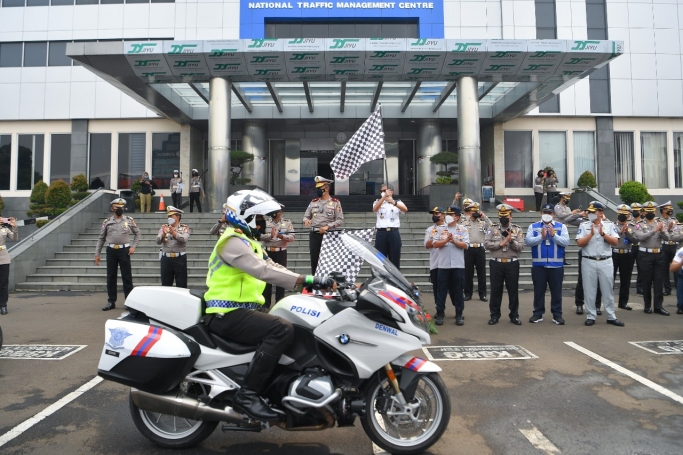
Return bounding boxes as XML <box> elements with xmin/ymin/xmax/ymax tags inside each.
<box><xmin>338</xmin><ymin>333</ymin><xmax>350</xmax><ymax>345</ymax></box>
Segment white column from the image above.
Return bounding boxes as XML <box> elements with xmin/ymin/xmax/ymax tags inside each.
<box><xmin>457</xmin><ymin>77</ymin><xmax>481</xmax><ymax>200</ymax></box>
<box><xmin>208</xmin><ymin>77</ymin><xmax>232</xmax><ymax>212</ymax></box>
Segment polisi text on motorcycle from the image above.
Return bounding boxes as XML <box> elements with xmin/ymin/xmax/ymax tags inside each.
<box><xmin>290</xmin><ymin>305</ymin><xmax>321</xmax><ymax>318</ymax></box>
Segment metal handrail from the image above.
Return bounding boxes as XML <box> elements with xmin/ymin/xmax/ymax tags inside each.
<box><xmin>573</xmin><ymin>187</ymin><xmax>620</xmax><ymax>213</ymax></box>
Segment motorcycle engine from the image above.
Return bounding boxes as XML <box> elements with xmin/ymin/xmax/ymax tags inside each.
<box><xmin>286</xmin><ymin>369</ymin><xmax>336</xmax><ymax>409</ymax></box>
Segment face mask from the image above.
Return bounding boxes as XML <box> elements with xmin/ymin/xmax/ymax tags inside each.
<box><xmin>541</xmin><ymin>214</ymin><xmax>553</xmax><ymax>223</ymax></box>
<box><xmin>114</xmin><ymin>208</ymin><xmax>123</xmax><ymax>216</ymax></box>
<box><xmin>173</xmin><ymin>174</ymin><xmax>179</xmax><ymax>178</ymax></box>
<box><xmin>588</xmin><ymin>213</ymin><xmax>598</xmax><ymax>222</ymax></box>
<box><xmin>316</xmin><ymin>188</ymin><xmax>324</xmax><ymax>197</ymax></box>
<box><xmin>144</xmin><ymin>174</ymin><xmax>148</xmax><ymax>178</ymax></box>
<box><xmin>167</xmin><ymin>217</ymin><xmax>176</xmax><ymax>225</ymax></box>
<box><xmin>192</xmin><ymin>173</ymin><xmax>198</xmax><ymax>177</ymax></box>
<box><xmin>499</xmin><ymin>217</ymin><xmax>509</xmax><ymax>226</ymax></box>
<box><xmin>645</xmin><ymin>212</ymin><xmax>656</xmax><ymax>220</ymax></box>
<box><xmin>445</xmin><ymin>215</ymin><xmax>454</xmax><ymax>224</ymax></box>
<box><xmin>633</xmin><ymin>212</ymin><xmax>641</xmax><ymax>218</ymax></box>
<box><xmin>667</xmin><ymin>210</ymin><xmax>674</xmax><ymax>216</ymax></box>
<box><xmin>381</xmin><ymin>192</ymin><xmax>386</xmax><ymax>198</ymax></box>
<box><xmin>617</xmin><ymin>214</ymin><xmax>628</xmax><ymax>222</ymax></box>
<box><xmin>472</xmin><ymin>212</ymin><xmax>481</xmax><ymax>218</ymax></box>
<box><xmin>432</xmin><ymin>215</ymin><xmax>441</xmax><ymax>223</ymax></box>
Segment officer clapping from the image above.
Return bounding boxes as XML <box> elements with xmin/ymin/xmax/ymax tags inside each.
<box><xmin>157</xmin><ymin>206</ymin><xmax>190</xmax><ymax>288</ymax></box>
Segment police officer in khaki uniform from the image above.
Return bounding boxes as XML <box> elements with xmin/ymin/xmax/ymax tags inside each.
<box><xmin>170</xmin><ymin>170</ymin><xmax>183</xmax><ymax>209</ymax></box>
<box><xmin>612</xmin><ymin>204</ymin><xmax>637</xmax><ymax>311</ymax></box>
<box><xmin>261</xmin><ymin>205</ymin><xmax>295</xmax><ymax>308</ymax></box>
<box><xmin>484</xmin><ymin>204</ymin><xmax>524</xmax><ymax>325</ymax></box>
<box><xmin>633</xmin><ymin>201</ymin><xmax>671</xmax><ymax>315</ymax></box>
<box><xmin>95</xmin><ymin>198</ymin><xmax>142</xmax><ymax>311</ymax></box>
<box><xmin>157</xmin><ymin>206</ymin><xmax>190</xmax><ymax>288</ymax></box>
<box><xmin>658</xmin><ymin>201</ymin><xmax>681</xmax><ymax>295</ymax></box>
<box><xmin>0</xmin><ymin>216</ymin><xmax>18</xmax><ymax>315</ymax></box>
<box><xmin>303</xmin><ymin>176</ymin><xmax>344</xmax><ymax>274</ymax></box>
<box><xmin>461</xmin><ymin>202</ymin><xmax>490</xmax><ymax>301</ymax></box>
<box><xmin>210</xmin><ymin>203</ymin><xmax>231</xmax><ymax>238</ymax></box>
<box><xmin>189</xmin><ymin>169</ymin><xmax>205</xmax><ymax>213</ymax></box>
<box><xmin>630</xmin><ymin>202</ymin><xmax>644</xmax><ymax>294</ymax></box>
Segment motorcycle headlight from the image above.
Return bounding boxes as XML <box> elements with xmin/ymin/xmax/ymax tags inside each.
<box><xmin>405</xmin><ymin>305</ymin><xmax>429</xmax><ymax>332</ymax></box>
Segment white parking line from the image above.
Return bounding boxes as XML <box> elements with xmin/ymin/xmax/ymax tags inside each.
<box><xmin>565</xmin><ymin>341</ymin><xmax>683</xmax><ymax>405</ymax></box>
<box><xmin>0</xmin><ymin>376</ymin><xmax>103</xmax><ymax>448</ymax></box>
<box><xmin>519</xmin><ymin>424</ymin><xmax>561</xmax><ymax>454</ymax></box>
<box><xmin>372</xmin><ymin>442</ymin><xmax>389</xmax><ymax>454</ymax></box>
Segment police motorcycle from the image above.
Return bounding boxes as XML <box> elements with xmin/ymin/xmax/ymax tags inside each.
<box><xmin>97</xmin><ymin>215</ymin><xmax>449</xmax><ymax>455</ymax></box>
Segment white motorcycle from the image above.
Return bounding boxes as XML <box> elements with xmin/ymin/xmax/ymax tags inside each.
<box><xmin>98</xmin><ymin>233</ymin><xmax>450</xmax><ymax>455</ymax></box>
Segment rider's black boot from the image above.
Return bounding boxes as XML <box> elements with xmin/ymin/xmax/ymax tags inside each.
<box><xmin>233</xmin><ymin>349</ymin><xmax>282</xmax><ymax>421</ymax></box>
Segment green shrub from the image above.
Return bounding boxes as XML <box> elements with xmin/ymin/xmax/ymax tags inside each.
<box><xmin>577</xmin><ymin>171</ymin><xmax>597</xmax><ymax>188</ymax></box>
<box><xmin>232</xmin><ymin>178</ymin><xmax>252</xmax><ymax>186</ymax></box>
<box><xmin>0</xmin><ymin>194</ymin><xmax>5</xmax><ymax>214</ymax></box>
<box><xmin>72</xmin><ymin>191</ymin><xmax>90</xmax><ymax>201</ymax></box>
<box><xmin>677</xmin><ymin>213</ymin><xmax>683</xmax><ymax>223</ymax></box>
<box><xmin>230</xmin><ymin>150</ymin><xmax>255</xmax><ymax>185</ymax></box>
<box><xmin>36</xmin><ymin>219</ymin><xmax>50</xmax><ymax>228</ymax></box>
<box><xmin>45</xmin><ymin>180</ymin><xmax>72</xmax><ymax>208</ymax></box>
<box><xmin>619</xmin><ymin>181</ymin><xmax>653</xmax><ymax>205</ymax></box>
<box><xmin>30</xmin><ymin>181</ymin><xmax>48</xmax><ymax>204</ymax></box>
<box><xmin>430</xmin><ymin>152</ymin><xmax>458</xmax><ymax>178</ymax></box>
<box><xmin>70</xmin><ymin>174</ymin><xmax>88</xmax><ymax>193</ymax></box>
<box><xmin>435</xmin><ymin>176</ymin><xmax>453</xmax><ymax>185</ymax></box>
<box><xmin>131</xmin><ymin>180</ymin><xmax>142</xmax><ymax>197</ymax></box>
<box><xmin>677</xmin><ymin>201</ymin><xmax>683</xmax><ymax>210</ymax></box>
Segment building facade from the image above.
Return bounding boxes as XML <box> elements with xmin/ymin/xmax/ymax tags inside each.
<box><xmin>0</xmin><ymin>0</ymin><xmax>681</xmax><ymax>211</ymax></box>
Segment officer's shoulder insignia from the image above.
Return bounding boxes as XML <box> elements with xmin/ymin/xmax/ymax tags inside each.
<box><xmin>512</xmin><ymin>223</ymin><xmax>522</xmax><ymax>228</ymax></box>
<box><xmin>282</xmin><ymin>218</ymin><xmax>290</xmax><ymax>223</ymax></box>
<box><xmin>311</xmin><ymin>198</ymin><xmax>320</xmax><ymax>202</ymax></box>
<box><xmin>331</xmin><ymin>197</ymin><xmax>340</xmax><ymax>202</ymax></box>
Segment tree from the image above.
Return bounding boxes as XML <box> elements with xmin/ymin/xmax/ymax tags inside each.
<box><xmin>430</xmin><ymin>151</ymin><xmax>458</xmax><ymax>185</ymax></box>
<box><xmin>576</xmin><ymin>170</ymin><xmax>597</xmax><ymax>189</ymax></box>
<box><xmin>71</xmin><ymin>173</ymin><xmax>90</xmax><ymax>201</ymax></box>
<box><xmin>619</xmin><ymin>181</ymin><xmax>653</xmax><ymax>205</ymax></box>
<box><xmin>230</xmin><ymin>150</ymin><xmax>254</xmax><ymax>185</ymax></box>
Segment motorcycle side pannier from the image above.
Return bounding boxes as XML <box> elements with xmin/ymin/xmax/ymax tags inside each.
<box><xmin>98</xmin><ymin>320</ymin><xmax>200</xmax><ymax>394</ymax></box>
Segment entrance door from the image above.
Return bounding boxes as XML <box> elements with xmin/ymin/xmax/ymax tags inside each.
<box><xmin>300</xmin><ymin>151</ymin><xmax>334</xmax><ymax>195</ymax></box>
<box><xmin>398</xmin><ymin>140</ymin><xmax>415</xmax><ymax>195</ymax></box>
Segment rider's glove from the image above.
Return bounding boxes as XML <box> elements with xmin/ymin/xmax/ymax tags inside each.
<box><xmin>304</xmin><ymin>275</ymin><xmax>334</xmax><ymax>290</ymax></box>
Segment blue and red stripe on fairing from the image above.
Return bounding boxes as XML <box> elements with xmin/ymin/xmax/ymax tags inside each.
<box><xmin>131</xmin><ymin>326</ymin><xmax>163</xmax><ymax>357</ymax></box>
<box><xmin>404</xmin><ymin>357</ymin><xmax>427</xmax><ymax>371</ymax></box>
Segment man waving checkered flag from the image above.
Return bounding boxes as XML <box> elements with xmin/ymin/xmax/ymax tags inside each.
<box><xmin>331</xmin><ymin>105</ymin><xmax>385</xmax><ymax>179</ymax></box>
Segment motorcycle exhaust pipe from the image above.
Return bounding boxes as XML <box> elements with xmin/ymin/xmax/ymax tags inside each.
<box><xmin>131</xmin><ymin>388</ymin><xmax>247</xmax><ymax>424</ymax></box>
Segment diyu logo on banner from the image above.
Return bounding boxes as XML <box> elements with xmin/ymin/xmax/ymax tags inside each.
<box><xmin>240</xmin><ymin>1</ymin><xmax>444</xmax><ymax>39</ymax></box>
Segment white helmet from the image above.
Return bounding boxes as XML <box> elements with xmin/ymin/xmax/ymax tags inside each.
<box><xmin>225</xmin><ymin>189</ymin><xmax>281</xmax><ymax>233</ymax></box>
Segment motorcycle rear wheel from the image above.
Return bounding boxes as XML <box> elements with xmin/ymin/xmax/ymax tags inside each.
<box><xmin>129</xmin><ymin>393</ymin><xmax>218</xmax><ymax>449</ymax></box>
<box><xmin>361</xmin><ymin>372</ymin><xmax>450</xmax><ymax>455</ymax></box>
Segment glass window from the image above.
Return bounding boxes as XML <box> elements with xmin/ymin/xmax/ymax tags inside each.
<box><xmin>17</xmin><ymin>134</ymin><xmax>45</xmax><ymax>190</ymax></box>
<box><xmin>126</xmin><ymin>0</ymin><xmax>149</xmax><ymax>3</ymax></box>
<box><xmin>50</xmin><ymin>134</ymin><xmax>72</xmax><ymax>184</ymax></box>
<box><xmin>441</xmin><ymin>140</ymin><xmax>457</xmax><ymax>153</ymax></box>
<box><xmin>152</xmin><ymin>133</ymin><xmax>180</xmax><ymax>191</ymax></box>
<box><xmin>535</xmin><ymin>0</ymin><xmax>557</xmax><ymax>39</ymax></box>
<box><xmin>539</xmin><ymin>132</ymin><xmax>567</xmax><ymax>187</ymax></box>
<box><xmin>614</xmin><ymin>132</ymin><xmax>634</xmax><ymax>187</ymax></box>
<box><xmin>24</xmin><ymin>42</ymin><xmax>47</xmax><ymax>67</ymax></box>
<box><xmin>89</xmin><ymin>133</ymin><xmax>111</xmax><ymax>189</ymax></box>
<box><xmin>75</xmin><ymin>0</ymin><xmax>98</xmax><ymax>4</ymax></box>
<box><xmin>51</xmin><ymin>0</ymin><xmax>75</xmax><ymax>4</ymax></box>
<box><xmin>675</xmin><ymin>133</ymin><xmax>683</xmax><ymax>188</ymax></box>
<box><xmin>118</xmin><ymin>133</ymin><xmax>146</xmax><ymax>189</ymax></box>
<box><xmin>0</xmin><ymin>43</ymin><xmax>22</xmax><ymax>68</ymax></box>
<box><xmin>2</xmin><ymin>0</ymin><xmax>25</xmax><ymax>6</ymax></box>
<box><xmin>573</xmin><ymin>132</ymin><xmax>596</xmax><ymax>186</ymax></box>
<box><xmin>101</xmin><ymin>0</ymin><xmax>124</xmax><ymax>3</ymax></box>
<box><xmin>589</xmin><ymin>67</ymin><xmax>611</xmax><ymax>113</ymax></box>
<box><xmin>27</xmin><ymin>0</ymin><xmax>49</xmax><ymax>5</ymax></box>
<box><xmin>641</xmin><ymin>132</ymin><xmax>668</xmax><ymax>189</ymax></box>
<box><xmin>349</xmin><ymin>159</ymin><xmax>383</xmax><ymax>195</ymax></box>
<box><xmin>504</xmin><ymin>131</ymin><xmax>533</xmax><ymax>188</ymax></box>
<box><xmin>48</xmin><ymin>42</ymin><xmax>72</xmax><ymax>67</ymax></box>
<box><xmin>151</xmin><ymin>0</ymin><xmax>175</xmax><ymax>3</ymax></box>
<box><xmin>539</xmin><ymin>95</ymin><xmax>560</xmax><ymax>113</ymax></box>
<box><xmin>0</xmin><ymin>136</ymin><xmax>10</xmax><ymax>191</ymax></box>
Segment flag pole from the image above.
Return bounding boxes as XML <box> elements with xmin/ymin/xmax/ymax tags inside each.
<box><xmin>379</xmin><ymin>103</ymin><xmax>388</xmax><ymax>188</ymax></box>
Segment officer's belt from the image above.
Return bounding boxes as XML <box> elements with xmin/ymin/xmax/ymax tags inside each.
<box><xmin>612</xmin><ymin>249</ymin><xmax>630</xmax><ymax>254</ymax></box>
<box><xmin>468</xmin><ymin>243</ymin><xmax>483</xmax><ymax>248</ymax></box>
<box><xmin>377</xmin><ymin>227</ymin><xmax>399</xmax><ymax>232</ymax></box>
<box><xmin>0</xmin><ymin>245</ymin><xmax>5</xmax><ymax>251</ymax></box>
<box><xmin>639</xmin><ymin>247</ymin><xmax>661</xmax><ymax>253</ymax></box>
<box><xmin>266</xmin><ymin>247</ymin><xmax>286</xmax><ymax>252</ymax></box>
<box><xmin>108</xmin><ymin>244</ymin><xmax>130</xmax><ymax>249</ymax></box>
<box><xmin>583</xmin><ymin>256</ymin><xmax>611</xmax><ymax>261</ymax></box>
<box><xmin>662</xmin><ymin>241</ymin><xmax>678</xmax><ymax>245</ymax></box>
<box><xmin>492</xmin><ymin>257</ymin><xmax>517</xmax><ymax>262</ymax></box>
<box><xmin>310</xmin><ymin>229</ymin><xmax>325</xmax><ymax>233</ymax></box>
<box><xmin>162</xmin><ymin>252</ymin><xmax>186</xmax><ymax>258</ymax></box>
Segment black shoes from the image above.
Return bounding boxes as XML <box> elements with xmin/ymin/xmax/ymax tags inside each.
<box><xmin>488</xmin><ymin>317</ymin><xmax>499</xmax><ymax>325</ymax></box>
<box><xmin>464</xmin><ymin>295</ymin><xmax>472</xmax><ymax>302</ymax></box>
<box><xmin>654</xmin><ymin>309</ymin><xmax>670</xmax><ymax>316</ymax></box>
<box><xmin>606</xmin><ymin>319</ymin><xmax>625</xmax><ymax>327</ymax></box>
<box><xmin>480</xmin><ymin>295</ymin><xmax>488</xmax><ymax>302</ymax></box>
<box><xmin>102</xmin><ymin>302</ymin><xmax>116</xmax><ymax>311</ymax></box>
<box><xmin>677</xmin><ymin>309</ymin><xmax>683</xmax><ymax>314</ymax></box>
<box><xmin>0</xmin><ymin>307</ymin><xmax>7</xmax><ymax>315</ymax></box>
<box><xmin>585</xmin><ymin>319</ymin><xmax>595</xmax><ymax>326</ymax></box>
<box><xmin>644</xmin><ymin>308</ymin><xmax>653</xmax><ymax>314</ymax></box>
<box><xmin>435</xmin><ymin>313</ymin><xmax>444</xmax><ymax>326</ymax></box>
<box><xmin>596</xmin><ymin>309</ymin><xmax>602</xmax><ymax>316</ymax></box>
<box><xmin>576</xmin><ymin>305</ymin><xmax>584</xmax><ymax>315</ymax></box>
<box><xmin>510</xmin><ymin>318</ymin><xmax>522</xmax><ymax>325</ymax></box>
<box><xmin>618</xmin><ymin>305</ymin><xmax>633</xmax><ymax>311</ymax></box>
<box><xmin>663</xmin><ymin>291</ymin><xmax>671</xmax><ymax>296</ymax></box>
<box><xmin>455</xmin><ymin>314</ymin><xmax>464</xmax><ymax>326</ymax></box>
<box><xmin>552</xmin><ymin>316</ymin><xmax>565</xmax><ymax>325</ymax></box>
<box><xmin>636</xmin><ymin>289</ymin><xmax>644</xmax><ymax>295</ymax></box>
<box><xmin>233</xmin><ymin>389</ymin><xmax>281</xmax><ymax>421</ymax></box>
<box><xmin>529</xmin><ymin>315</ymin><xmax>543</xmax><ymax>323</ymax></box>
<box><xmin>564</xmin><ymin>260</ymin><xmax>572</xmax><ymax>266</ymax></box>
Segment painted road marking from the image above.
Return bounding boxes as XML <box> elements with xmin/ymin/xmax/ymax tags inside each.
<box><xmin>372</xmin><ymin>442</ymin><xmax>388</xmax><ymax>454</ymax></box>
<box><xmin>0</xmin><ymin>376</ymin><xmax>103</xmax><ymax>448</ymax></box>
<box><xmin>423</xmin><ymin>345</ymin><xmax>538</xmax><ymax>361</ymax></box>
<box><xmin>519</xmin><ymin>422</ymin><xmax>561</xmax><ymax>455</ymax></box>
<box><xmin>565</xmin><ymin>342</ymin><xmax>683</xmax><ymax>406</ymax></box>
<box><xmin>0</xmin><ymin>344</ymin><xmax>87</xmax><ymax>360</ymax></box>
<box><xmin>629</xmin><ymin>340</ymin><xmax>683</xmax><ymax>355</ymax></box>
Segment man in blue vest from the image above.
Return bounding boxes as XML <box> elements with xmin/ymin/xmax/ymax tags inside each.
<box><xmin>525</xmin><ymin>203</ymin><xmax>570</xmax><ymax>324</ymax></box>
<box><xmin>204</xmin><ymin>189</ymin><xmax>334</xmax><ymax>421</ymax></box>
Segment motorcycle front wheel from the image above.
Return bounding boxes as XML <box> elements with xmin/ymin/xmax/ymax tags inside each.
<box><xmin>361</xmin><ymin>372</ymin><xmax>450</xmax><ymax>455</ymax></box>
<box><xmin>129</xmin><ymin>393</ymin><xmax>218</xmax><ymax>449</ymax></box>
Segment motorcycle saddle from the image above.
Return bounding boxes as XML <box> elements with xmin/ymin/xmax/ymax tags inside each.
<box><xmin>209</xmin><ymin>333</ymin><xmax>259</xmax><ymax>355</ymax></box>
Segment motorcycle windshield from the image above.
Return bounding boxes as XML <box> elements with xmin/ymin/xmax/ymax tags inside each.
<box><xmin>341</xmin><ymin>233</ymin><xmax>419</xmax><ymax>302</ymax></box>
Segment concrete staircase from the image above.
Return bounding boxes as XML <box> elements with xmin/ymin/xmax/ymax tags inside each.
<box><xmin>15</xmin><ymin>209</ymin><xmax>589</xmax><ymax>292</ymax></box>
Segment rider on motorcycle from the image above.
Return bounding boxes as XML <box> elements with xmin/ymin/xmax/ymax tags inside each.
<box><xmin>204</xmin><ymin>189</ymin><xmax>334</xmax><ymax>421</ymax></box>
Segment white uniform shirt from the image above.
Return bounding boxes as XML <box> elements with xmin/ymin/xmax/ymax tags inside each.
<box><xmin>576</xmin><ymin>220</ymin><xmax>620</xmax><ymax>258</ymax></box>
<box><xmin>374</xmin><ymin>200</ymin><xmax>402</xmax><ymax>228</ymax></box>
<box><xmin>441</xmin><ymin>224</ymin><xmax>469</xmax><ymax>269</ymax></box>
<box><xmin>673</xmin><ymin>246</ymin><xmax>683</xmax><ymax>265</ymax></box>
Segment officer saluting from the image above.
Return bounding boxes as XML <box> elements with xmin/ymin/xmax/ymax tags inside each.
<box><xmin>303</xmin><ymin>176</ymin><xmax>344</xmax><ymax>274</ymax></box>
<box><xmin>210</xmin><ymin>203</ymin><xmax>231</xmax><ymax>238</ymax></box>
<box><xmin>95</xmin><ymin>198</ymin><xmax>141</xmax><ymax>311</ymax></box>
<box><xmin>612</xmin><ymin>204</ymin><xmax>637</xmax><ymax>311</ymax></box>
<box><xmin>157</xmin><ymin>206</ymin><xmax>190</xmax><ymax>288</ymax></box>
<box><xmin>484</xmin><ymin>204</ymin><xmax>524</xmax><ymax>326</ymax></box>
<box><xmin>633</xmin><ymin>201</ymin><xmax>670</xmax><ymax>315</ymax></box>
<box><xmin>461</xmin><ymin>201</ymin><xmax>490</xmax><ymax>302</ymax></box>
<box><xmin>261</xmin><ymin>205</ymin><xmax>295</xmax><ymax>308</ymax></box>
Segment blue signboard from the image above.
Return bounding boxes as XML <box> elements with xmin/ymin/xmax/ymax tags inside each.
<box><xmin>240</xmin><ymin>1</ymin><xmax>444</xmax><ymax>39</ymax></box>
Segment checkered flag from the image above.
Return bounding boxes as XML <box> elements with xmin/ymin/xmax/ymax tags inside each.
<box><xmin>330</xmin><ymin>105</ymin><xmax>385</xmax><ymax>179</ymax></box>
<box><xmin>314</xmin><ymin>228</ymin><xmax>376</xmax><ymax>294</ymax></box>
